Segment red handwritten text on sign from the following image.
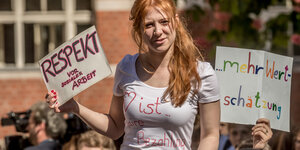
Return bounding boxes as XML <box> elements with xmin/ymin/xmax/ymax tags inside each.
<box><xmin>40</xmin><ymin>31</ymin><xmax>99</xmax><ymax>83</ymax></box>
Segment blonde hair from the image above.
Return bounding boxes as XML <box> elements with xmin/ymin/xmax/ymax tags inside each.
<box><xmin>130</xmin><ymin>0</ymin><xmax>203</xmax><ymax>106</ymax></box>
<box><xmin>77</xmin><ymin>130</ymin><xmax>116</xmax><ymax>150</ymax></box>
<box><xmin>63</xmin><ymin>130</ymin><xmax>116</xmax><ymax>150</ymax></box>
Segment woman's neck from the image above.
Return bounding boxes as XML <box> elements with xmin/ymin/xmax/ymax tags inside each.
<box><xmin>137</xmin><ymin>51</ymin><xmax>172</xmax><ymax>87</ymax></box>
<box><xmin>141</xmin><ymin>49</ymin><xmax>173</xmax><ymax>71</ymax></box>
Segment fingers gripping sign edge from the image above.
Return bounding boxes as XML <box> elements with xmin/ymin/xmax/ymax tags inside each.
<box><xmin>46</xmin><ymin>90</ymin><xmax>59</xmax><ymax>108</ymax></box>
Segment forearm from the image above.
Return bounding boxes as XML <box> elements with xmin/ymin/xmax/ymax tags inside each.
<box><xmin>73</xmin><ymin>101</ymin><xmax>124</xmax><ymax>140</ymax></box>
<box><xmin>197</xmin><ymin>134</ymin><xmax>219</xmax><ymax>150</ymax></box>
<box><xmin>198</xmin><ymin>101</ymin><xmax>220</xmax><ymax>150</ymax></box>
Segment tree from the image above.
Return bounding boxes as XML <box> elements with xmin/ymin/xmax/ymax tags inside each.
<box><xmin>182</xmin><ymin>0</ymin><xmax>300</xmax><ymax>59</ymax></box>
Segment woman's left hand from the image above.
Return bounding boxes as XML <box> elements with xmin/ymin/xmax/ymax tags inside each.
<box><xmin>252</xmin><ymin>118</ymin><xmax>273</xmax><ymax>149</ymax></box>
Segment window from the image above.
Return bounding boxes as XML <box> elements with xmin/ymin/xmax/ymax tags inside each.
<box><xmin>0</xmin><ymin>0</ymin><xmax>11</xmax><ymax>11</ymax></box>
<box><xmin>26</xmin><ymin>0</ymin><xmax>41</xmax><ymax>11</ymax></box>
<box><xmin>47</xmin><ymin>0</ymin><xmax>62</xmax><ymax>11</ymax></box>
<box><xmin>0</xmin><ymin>0</ymin><xmax>93</xmax><ymax>69</ymax></box>
<box><xmin>24</xmin><ymin>24</ymin><xmax>34</xmax><ymax>63</ymax></box>
<box><xmin>25</xmin><ymin>24</ymin><xmax>64</xmax><ymax>64</ymax></box>
<box><xmin>0</xmin><ymin>24</ymin><xmax>15</xmax><ymax>66</ymax></box>
<box><xmin>76</xmin><ymin>0</ymin><xmax>92</xmax><ymax>10</ymax></box>
<box><xmin>77</xmin><ymin>24</ymin><xmax>93</xmax><ymax>34</ymax></box>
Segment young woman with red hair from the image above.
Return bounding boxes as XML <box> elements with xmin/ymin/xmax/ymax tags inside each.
<box><xmin>46</xmin><ymin>0</ymin><xmax>220</xmax><ymax>149</ymax></box>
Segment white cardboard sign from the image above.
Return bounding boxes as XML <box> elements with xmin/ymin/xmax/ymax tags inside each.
<box><xmin>215</xmin><ymin>46</ymin><xmax>293</xmax><ymax>132</ymax></box>
<box><xmin>39</xmin><ymin>26</ymin><xmax>112</xmax><ymax>106</ymax></box>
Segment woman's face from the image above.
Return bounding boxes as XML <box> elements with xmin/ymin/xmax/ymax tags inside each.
<box><xmin>142</xmin><ymin>7</ymin><xmax>176</xmax><ymax>54</ymax></box>
<box><xmin>229</xmin><ymin>125</ymin><xmax>250</xmax><ymax>147</ymax></box>
<box><xmin>27</xmin><ymin>112</ymin><xmax>38</xmax><ymax>145</ymax></box>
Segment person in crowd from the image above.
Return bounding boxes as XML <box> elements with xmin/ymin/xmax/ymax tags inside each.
<box><xmin>220</xmin><ymin>118</ymin><xmax>272</xmax><ymax>150</ymax></box>
<box><xmin>25</xmin><ymin>101</ymin><xmax>67</xmax><ymax>150</ymax></box>
<box><xmin>218</xmin><ymin>122</ymin><xmax>230</xmax><ymax>150</ymax></box>
<box><xmin>0</xmin><ymin>138</ymin><xmax>5</xmax><ymax>150</ymax></box>
<box><xmin>46</xmin><ymin>0</ymin><xmax>221</xmax><ymax>149</ymax></box>
<box><xmin>62</xmin><ymin>134</ymin><xmax>77</xmax><ymax>150</ymax></box>
<box><xmin>63</xmin><ymin>130</ymin><xmax>116</xmax><ymax>150</ymax></box>
<box><xmin>227</xmin><ymin>123</ymin><xmax>252</xmax><ymax>150</ymax></box>
<box><xmin>77</xmin><ymin>130</ymin><xmax>116</xmax><ymax>150</ymax></box>
<box><xmin>236</xmin><ymin>138</ymin><xmax>271</xmax><ymax>150</ymax></box>
<box><xmin>268</xmin><ymin>130</ymin><xmax>293</xmax><ymax>150</ymax></box>
<box><xmin>62</xmin><ymin>134</ymin><xmax>80</xmax><ymax>150</ymax></box>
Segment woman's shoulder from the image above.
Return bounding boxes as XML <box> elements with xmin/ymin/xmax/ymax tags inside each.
<box><xmin>197</xmin><ymin>61</ymin><xmax>215</xmax><ymax>76</ymax></box>
<box><xmin>115</xmin><ymin>53</ymin><xmax>139</xmax><ymax>77</ymax></box>
<box><xmin>117</xmin><ymin>53</ymin><xmax>139</xmax><ymax>69</ymax></box>
<box><xmin>120</xmin><ymin>53</ymin><xmax>139</xmax><ymax>63</ymax></box>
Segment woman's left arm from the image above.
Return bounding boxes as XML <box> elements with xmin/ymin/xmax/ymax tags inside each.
<box><xmin>197</xmin><ymin>100</ymin><xmax>220</xmax><ymax>150</ymax></box>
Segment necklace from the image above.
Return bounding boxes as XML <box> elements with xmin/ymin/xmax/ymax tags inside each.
<box><xmin>139</xmin><ymin>57</ymin><xmax>156</xmax><ymax>74</ymax></box>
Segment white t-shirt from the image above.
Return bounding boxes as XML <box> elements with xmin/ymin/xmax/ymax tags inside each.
<box><xmin>113</xmin><ymin>54</ymin><xmax>220</xmax><ymax>150</ymax></box>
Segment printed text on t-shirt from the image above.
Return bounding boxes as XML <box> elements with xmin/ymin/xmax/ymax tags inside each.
<box><xmin>124</xmin><ymin>91</ymin><xmax>170</xmax><ymax>116</ymax></box>
<box><xmin>137</xmin><ymin>130</ymin><xmax>187</xmax><ymax>148</ymax></box>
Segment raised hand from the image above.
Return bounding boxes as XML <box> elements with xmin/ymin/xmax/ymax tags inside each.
<box><xmin>45</xmin><ymin>90</ymin><xmax>78</xmax><ymax>114</ymax></box>
<box><xmin>252</xmin><ymin>118</ymin><xmax>273</xmax><ymax>149</ymax></box>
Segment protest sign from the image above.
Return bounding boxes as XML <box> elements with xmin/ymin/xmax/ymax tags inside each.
<box><xmin>39</xmin><ymin>26</ymin><xmax>112</xmax><ymax>106</ymax></box>
<box><xmin>215</xmin><ymin>46</ymin><xmax>293</xmax><ymax>132</ymax></box>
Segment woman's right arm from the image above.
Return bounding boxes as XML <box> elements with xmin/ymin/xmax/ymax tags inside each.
<box><xmin>47</xmin><ymin>91</ymin><xmax>125</xmax><ymax>140</ymax></box>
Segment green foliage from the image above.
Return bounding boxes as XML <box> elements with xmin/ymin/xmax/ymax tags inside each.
<box><xmin>206</xmin><ymin>0</ymin><xmax>267</xmax><ymax>50</ymax></box>
<box><xmin>227</xmin><ymin>16</ymin><xmax>264</xmax><ymax>49</ymax></box>
<box><xmin>184</xmin><ymin>0</ymin><xmax>300</xmax><ymax>59</ymax></box>
<box><xmin>265</xmin><ymin>14</ymin><xmax>290</xmax><ymax>55</ymax></box>
<box><xmin>202</xmin><ymin>0</ymin><xmax>274</xmax><ymax>54</ymax></box>
<box><xmin>209</xmin><ymin>0</ymin><xmax>272</xmax><ymax>15</ymax></box>
<box><xmin>184</xmin><ymin>5</ymin><xmax>205</xmax><ymax>21</ymax></box>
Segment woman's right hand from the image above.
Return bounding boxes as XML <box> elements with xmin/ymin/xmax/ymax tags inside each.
<box><xmin>45</xmin><ymin>90</ymin><xmax>79</xmax><ymax>114</ymax></box>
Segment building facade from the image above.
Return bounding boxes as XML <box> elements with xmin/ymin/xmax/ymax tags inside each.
<box><xmin>0</xmin><ymin>0</ymin><xmax>138</xmax><ymax>139</ymax></box>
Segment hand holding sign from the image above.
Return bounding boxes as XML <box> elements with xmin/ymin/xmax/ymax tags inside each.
<box><xmin>252</xmin><ymin>118</ymin><xmax>273</xmax><ymax>149</ymax></box>
<box><xmin>39</xmin><ymin>26</ymin><xmax>112</xmax><ymax>106</ymax></box>
<box><xmin>45</xmin><ymin>90</ymin><xmax>78</xmax><ymax>113</ymax></box>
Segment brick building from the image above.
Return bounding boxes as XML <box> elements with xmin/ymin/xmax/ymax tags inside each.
<box><xmin>0</xmin><ymin>0</ymin><xmax>138</xmax><ymax>139</ymax></box>
<box><xmin>0</xmin><ymin>0</ymin><xmax>299</xmax><ymax>144</ymax></box>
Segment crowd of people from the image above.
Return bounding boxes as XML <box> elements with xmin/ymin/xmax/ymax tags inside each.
<box><xmin>15</xmin><ymin>102</ymin><xmax>300</xmax><ymax>150</ymax></box>
<box><xmin>218</xmin><ymin>122</ymin><xmax>300</xmax><ymax>150</ymax></box>
<box><xmin>23</xmin><ymin>101</ymin><xmax>116</xmax><ymax>150</ymax></box>
<box><xmin>0</xmin><ymin>104</ymin><xmax>299</xmax><ymax>150</ymax></box>
<box><xmin>0</xmin><ymin>100</ymin><xmax>293</xmax><ymax>150</ymax></box>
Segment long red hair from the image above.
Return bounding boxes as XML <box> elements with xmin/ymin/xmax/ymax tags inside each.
<box><xmin>130</xmin><ymin>0</ymin><xmax>204</xmax><ymax>107</ymax></box>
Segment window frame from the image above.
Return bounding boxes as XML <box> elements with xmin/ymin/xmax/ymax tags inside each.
<box><xmin>0</xmin><ymin>0</ymin><xmax>93</xmax><ymax>70</ymax></box>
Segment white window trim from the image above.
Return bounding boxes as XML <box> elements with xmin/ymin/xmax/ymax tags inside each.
<box><xmin>94</xmin><ymin>0</ymin><xmax>188</xmax><ymax>11</ymax></box>
<box><xmin>95</xmin><ymin>0</ymin><xmax>134</xmax><ymax>11</ymax></box>
<box><xmin>0</xmin><ymin>0</ymin><xmax>93</xmax><ymax>70</ymax></box>
<box><xmin>15</xmin><ymin>0</ymin><xmax>25</xmax><ymax>68</ymax></box>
